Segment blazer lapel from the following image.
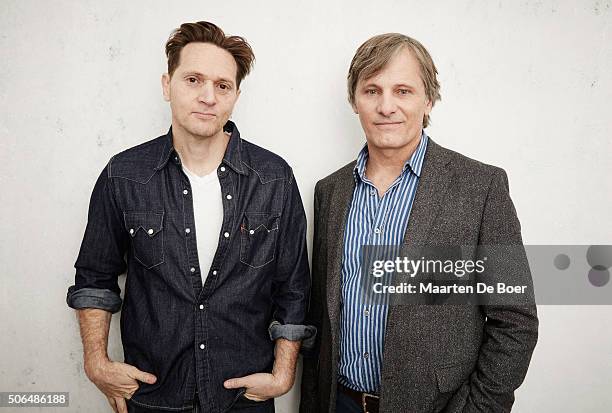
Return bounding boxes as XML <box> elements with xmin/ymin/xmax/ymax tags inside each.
<box><xmin>326</xmin><ymin>162</ymin><xmax>356</xmax><ymax>335</ymax></box>
<box><xmin>402</xmin><ymin>138</ymin><xmax>453</xmax><ymax>246</ymax></box>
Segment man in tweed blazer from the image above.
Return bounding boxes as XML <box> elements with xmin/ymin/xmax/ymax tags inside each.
<box><xmin>300</xmin><ymin>34</ymin><xmax>538</xmax><ymax>413</ymax></box>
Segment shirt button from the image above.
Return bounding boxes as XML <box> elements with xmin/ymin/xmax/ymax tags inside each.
<box><xmin>224</xmin><ymin>232</ymin><xmax>230</xmax><ymax>238</ymax></box>
<box><xmin>249</xmin><ymin>229</ymin><xmax>255</xmax><ymax>235</ymax></box>
<box><xmin>220</xmin><ymin>166</ymin><xmax>226</xmax><ymax>172</ymax></box>
<box><xmin>129</xmin><ymin>228</ymin><xmax>134</xmax><ymax>235</ymax></box>
<box><xmin>374</xmin><ymin>228</ymin><xmax>381</xmax><ymax>234</ymax></box>
<box><xmin>147</xmin><ymin>228</ymin><xmax>154</xmax><ymax>235</ymax></box>
<box><xmin>370</xmin><ymin>189</ymin><xmax>376</xmax><ymax>195</ymax></box>
<box><xmin>199</xmin><ymin>344</ymin><xmax>205</xmax><ymax>350</ymax></box>
<box><xmin>364</xmin><ymin>352</ymin><xmax>369</xmax><ymax>359</ymax></box>
<box><xmin>199</xmin><ymin>304</ymin><xmax>204</xmax><ymax>310</ymax></box>
<box><xmin>185</xmin><ymin>228</ymin><xmax>191</xmax><ymax>234</ymax></box>
<box><xmin>212</xmin><ymin>270</ymin><xmax>218</xmax><ymax>275</ymax></box>
<box><xmin>190</xmin><ymin>267</ymin><xmax>196</xmax><ymax>273</ymax></box>
<box><xmin>183</xmin><ymin>189</ymin><xmax>189</xmax><ymax>195</ymax></box>
<box><xmin>364</xmin><ymin>309</ymin><xmax>370</xmax><ymax>316</ymax></box>
<box><xmin>226</xmin><ymin>194</ymin><xmax>232</xmax><ymax>200</ymax></box>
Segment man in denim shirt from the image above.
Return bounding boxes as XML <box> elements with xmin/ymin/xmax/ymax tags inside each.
<box><xmin>66</xmin><ymin>21</ymin><xmax>314</xmax><ymax>413</ymax></box>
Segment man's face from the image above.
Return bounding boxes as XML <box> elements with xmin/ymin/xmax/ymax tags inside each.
<box><xmin>162</xmin><ymin>42</ymin><xmax>240</xmax><ymax>140</ymax></box>
<box><xmin>352</xmin><ymin>47</ymin><xmax>432</xmax><ymax>152</ymax></box>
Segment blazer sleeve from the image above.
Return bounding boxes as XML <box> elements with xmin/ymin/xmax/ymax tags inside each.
<box><xmin>459</xmin><ymin>168</ymin><xmax>539</xmax><ymax>412</ymax></box>
<box><xmin>300</xmin><ymin>181</ymin><xmax>324</xmax><ymax>413</ymax></box>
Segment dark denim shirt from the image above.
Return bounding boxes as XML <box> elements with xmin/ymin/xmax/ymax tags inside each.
<box><xmin>67</xmin><ymin>121</ymin><xmax>314</xmax><ymax>412</ymax></box>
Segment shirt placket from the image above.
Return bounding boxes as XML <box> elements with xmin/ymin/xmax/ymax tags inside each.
<box><xmin>174</xmin><ymin>157</ymin><xmax>238</xmax><ymax>411</ymax></box>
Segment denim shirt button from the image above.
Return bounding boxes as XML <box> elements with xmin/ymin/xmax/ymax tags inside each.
<box><xmin>199</xmin><ymin>304</ymin><xmax>204</xmax><ymax>310</ymax></box>
<box><xmin>219</xmin><ymin>166</ymin><xmax>226</xmax><ymax>172</ymax></box>
<box><xmin>185</xmin><ymin>228</ymin><xmax>191</xmax><ymax>234</ymax></box>
<box><xmin>212</xmin><ymin>270</ymin><xmax>218</xmax><ymax>275</ymax></box>
<box><xmin>190</xmin><ymin>267</ymin><xmax>196</xmax><ymax>273</ymax></box>
<box><xmin>199</xmin><ymin>344</ymin><xmax>205</xmax><ymax>350</ymax></box>
<box><xmin>226</xmin><ymin>194</ymin><xmax>232</xmax><ymax>200</ymax></box>
<box><xmin>223</xmin><ymin>232</ymin><xmax>230</xmax><ymax>238</ymax></box>
<box><xmin>183</xmin><ymin>189</ymin><xmax>189</xmax><ymax>195</ymax></box>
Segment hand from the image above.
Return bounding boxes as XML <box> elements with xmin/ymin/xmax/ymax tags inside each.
<box><xmin>223</xmin><ymin>372</ymin><xmax>293</xmax><ymax>401</ymax></box>
<box><xmin>85</xmin><ymin>357</ymin><xmax>157</xmax><ymax>413</ymax></box>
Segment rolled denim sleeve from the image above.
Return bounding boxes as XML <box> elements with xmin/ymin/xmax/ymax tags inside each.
<box><xmin>66</xmin><ymin>158</ymin><xmax>128</xmax><ymax>313</ymax></box>
<box><xmin>268</xmin><ymin>321</ymin><xmax>317</xmax><ymax>349</ymax></box>
<box><xmin>269</xmin><ymin>170</ymin><xmax>317</xmax><ymax>348</ymax></box>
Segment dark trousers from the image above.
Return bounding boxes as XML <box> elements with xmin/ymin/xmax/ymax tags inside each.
<box><xmin>335</xmin><ymin>390</ymin><xmax>362</xmax><ymax>413</ymax></box>
<box><xmin>127</xmin><ymin>394</ymin><xmax>201</xmax><ymax>413</ymax></box>
<box><xmin>127</xmin><ymin>393</ymin><xmax>274</xmax><ymax>412</ymax></box>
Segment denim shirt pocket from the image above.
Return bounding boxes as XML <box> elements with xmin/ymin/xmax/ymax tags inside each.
<box><xmin>239</xmin><ymin>212</ymin><xmax>280</xmax><ymax>268</ymax></box>
<box><xmin>124</xmin><ymin>211</ymin><xmax>165</xmax><ymax>269</ymax></box>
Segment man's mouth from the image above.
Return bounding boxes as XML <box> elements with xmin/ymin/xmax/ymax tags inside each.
<box><xmin>192</xmin><ymin>112</ymin><xmax>216</xmax><ymax>119</ymax></box>
<box><xmin>374</xmin><ymin>121</ymin><xmax>403</xmax><ymax>127</ymax></box>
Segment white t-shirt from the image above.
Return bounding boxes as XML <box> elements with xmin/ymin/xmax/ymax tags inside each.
<box><xmin>182</xmin><ymin>165</ymin><xmax>224</xmax><ymax>286</ymax></box>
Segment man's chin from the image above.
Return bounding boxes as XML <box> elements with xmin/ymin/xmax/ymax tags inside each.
<box><xmin>186</xmin><ymin>123</ymin><xmax>222</xmax><ymax>139</ymax></box>
<box><xmin>368</xmin><ymin>135</ymin><xmax>413</xmax><ymax>151</ymax></box>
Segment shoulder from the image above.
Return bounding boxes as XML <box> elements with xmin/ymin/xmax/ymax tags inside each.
<box><xmin>429</xmin><ymin>139</ymin><xmax>508</xmax><ymax>187</ymax></box>
<box><xmin>315</xmin><ymin>160</ymin><xmax>357</xmax><ymax>195</ymax></box>
<box><xmin>240</xmin><ymin>138</ymin><xmax>294</xmax><ymax>183</ymax></box>
<box><xmin>107</xmin><ymin>134</ymin><xmax>168</xmax><ymax>184</ymax></box>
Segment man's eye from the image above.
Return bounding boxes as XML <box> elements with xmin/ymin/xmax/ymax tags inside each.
<box><xmin>366</xmin><ymin>89</ymin><xmax>377</xmax><ymax>95</ymax></box>
<box><xmin>398</xmin><ymin>89</ymin><xmax>409</xmax><ymax>95</ymax></box>
<box><xmin>187</xmin><ymin>77</ymin><xmax>198</xmax><ymax>83</ymax></box>
<box><xmin>218</xmin><ymin>84</ymin><xmax>230</xmax><ymax>90</ymax></box>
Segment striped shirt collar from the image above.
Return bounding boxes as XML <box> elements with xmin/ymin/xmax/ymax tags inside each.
<box><xmin>354</xmin><ymin>130</ymin><xmax>429</xmax><ymax>183</ymax></box>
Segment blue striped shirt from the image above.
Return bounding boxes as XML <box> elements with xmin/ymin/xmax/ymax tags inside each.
<box><xmin>338</xmin><ymin>132</ymin><xmax>428</xmax><ymax>393</ymax></box>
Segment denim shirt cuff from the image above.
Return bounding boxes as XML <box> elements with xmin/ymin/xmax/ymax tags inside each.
<box><xmin>268</xmin><ymin>321</ymin><xmax>317</xmax><ymax>350</ymax></box>
<box><xmin>66</xmin><ymin>287</ymin><xmax>122</xmax><ymax>313</ymax></box>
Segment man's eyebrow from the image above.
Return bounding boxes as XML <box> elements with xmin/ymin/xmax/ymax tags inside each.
<box><xmin>361</xmin><ymin>81</ymin><xmax>417</xmax><ymax>89</ymax></box>
<box><xmin>216</xmin><ymin>76</ymin><xmax>235</xmax><ymax>85</ymax></box>
<box><xmin>395</xmin><ymin>83</ymin><xmax>416</xmax><ymax>90</ymax></box>
<box><xmin>361</xmin><ymin>82</ymin><xmax>381</xmax><ymax>89</ymax></box>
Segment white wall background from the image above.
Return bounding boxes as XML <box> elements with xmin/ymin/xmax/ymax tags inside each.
<box><xmin>1</xmin><ymin>0</ymin><xmax>611</xmax><ymax>412</ymax></box>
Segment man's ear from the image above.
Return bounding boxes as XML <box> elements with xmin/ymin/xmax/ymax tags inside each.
<box><xmin>425</xmin><ymin>98</ymin><xmax>432</xmax><ymax>116</ymax></box>
<box><xmin>161</xmin><ymin>73</ymin><xmax>171</xmax><ymax>102</ymax></box>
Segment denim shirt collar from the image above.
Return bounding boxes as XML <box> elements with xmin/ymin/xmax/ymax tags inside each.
<box><xmin>155</xmin><ymin>120</ymin><xmax>247</xmax><ymax>175</ymax></box>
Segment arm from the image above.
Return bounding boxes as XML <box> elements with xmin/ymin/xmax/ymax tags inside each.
<box><xmin>457</xmin><ymin>168</ymin><xmax>539</xmax><ymax>412</ymax></box>
<box><xmin>68</xmin><ymin>162</ymin><xmax>156</xmax><ymax>413</ymax></box>
<box><xmin>224</xmin><ymin>170</ymin><xmax>314</xmax><ymax>400</ymax></box>
<box><xmin>223</xmin><ymin>338</ymin><xmax>301</xmax><ymax>400</ymax></box>
<box><xmin>78</xmin><ymin>309</ymin><xmax>157</xmax><ymax>413</ymax></box>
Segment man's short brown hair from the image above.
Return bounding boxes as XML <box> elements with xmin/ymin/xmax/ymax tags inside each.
<box><xmin>347</xmin><ymin>33</ymin><xmax>441</xmax><ymax>128</ymax></box>
<box><xmin>165</xmin><ymin>21</ymin><xmax>255</xmax><ymax>88</ymax></box>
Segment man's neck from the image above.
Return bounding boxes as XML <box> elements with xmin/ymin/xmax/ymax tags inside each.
<box><xmin>172</xmin><ymin>125</ymin><xmax>230</xmax><ymax>177</ymax></box>
<box><xmin>365</xmin><ymin>133</ymin><xmax>421</xmax><ymax>197</ymax></box>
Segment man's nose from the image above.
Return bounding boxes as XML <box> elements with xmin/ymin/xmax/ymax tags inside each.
<box><xmin>377</xmin><ymin>92</ymin><xmax>396</xmax><ymax>117</ymax></box>
<box><xmin>198</xmin><ymin>81</ymin><xmax>216</xmax><ymax>105</ymax></box>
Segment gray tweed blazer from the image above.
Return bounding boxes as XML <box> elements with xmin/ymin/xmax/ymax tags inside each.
<box><xmin>300</xmin><ymin>138</ymin><xmax>538</xmax><ymax>413</ymax></box>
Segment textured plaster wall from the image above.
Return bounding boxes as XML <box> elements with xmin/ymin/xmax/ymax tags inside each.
<box><xmin>1</xmin><ymin>1</ymin><xmax>611</xmax><ymax>412</ymax></box>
